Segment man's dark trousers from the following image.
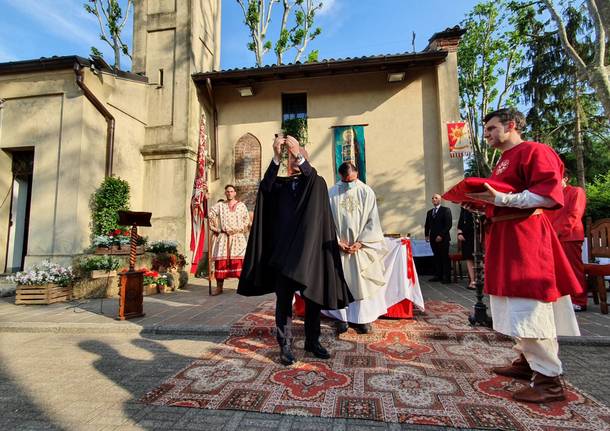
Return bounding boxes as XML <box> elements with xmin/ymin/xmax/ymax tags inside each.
<box><xmin>274</xmin><ymin>274</ymin><xmax>321</xmax><ymax>345</ymax></box>
<box><xmin>431</xmin><ymin>239</ymin><xmax>451</xmax><ymax>282</ymax></box>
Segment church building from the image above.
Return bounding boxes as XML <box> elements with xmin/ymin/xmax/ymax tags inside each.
<box><xmin>0</xmin><ymin>0</ymin><xmax>463</xmax><ymax>273</ymax></box>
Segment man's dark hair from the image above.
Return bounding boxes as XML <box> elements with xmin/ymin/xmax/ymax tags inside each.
<box><xmin>224</xmin><ymin>184</ymin><xmax>236</xmax><ymax>191</ymax></box>
<box><xmin>338</xmin><ymin>161</ymin><xmax>357</xmax><ymax>177</ymax></box>
<box><xmin>483</xmin><ymin>108</ymin><xmax>526</xmax><ymax>132</ymax></box>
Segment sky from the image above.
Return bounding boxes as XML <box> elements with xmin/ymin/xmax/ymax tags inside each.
<box><xmin>0</xmin><ymin>0</ymin><xmax>482</xmax><ymax>71</ymax></box>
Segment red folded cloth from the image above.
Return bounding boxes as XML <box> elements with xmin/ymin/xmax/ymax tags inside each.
<box><xmin>442</xmin><ymin>177</ymin><xmax>517</xmax><ymax>210</ymax></box>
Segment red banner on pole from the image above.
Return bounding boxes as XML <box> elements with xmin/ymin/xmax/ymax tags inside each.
<box><xmin>190</xmin><ymin>114</ymin><xmax>209</xmax><ymax>273</ymax></box>
<box><xmin>447</xmin><ymin>121</ymin><xmax>472</xmax><ymax>158</ymax></box>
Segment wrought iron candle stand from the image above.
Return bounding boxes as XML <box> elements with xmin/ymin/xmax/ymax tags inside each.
<box><xmin>468</xmin><ymin>210</ymin><xmax>493</xmax><ymax>327</ymax></box>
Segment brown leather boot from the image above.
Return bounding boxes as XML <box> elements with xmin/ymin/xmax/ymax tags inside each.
<box><xmin>491</xmin><ymin>354</ymin><xmax>533</xmax><ymax>380</ymax></box>
<box><xmin>512</xmin><ymin>372</ymin><xmax>565</xmax><ymax>403</ymax></box>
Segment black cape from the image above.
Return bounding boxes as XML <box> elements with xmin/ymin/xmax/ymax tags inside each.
<box><xmin>237</xmin><ymin>166</ymin><xmax>352</xmax><ymax>310</ymax></box>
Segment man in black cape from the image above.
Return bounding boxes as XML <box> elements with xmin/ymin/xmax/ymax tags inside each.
<box><xmin>238</xmin><ymin>134</ymin><xmax>352</xmax><ymax>366</ymax></box>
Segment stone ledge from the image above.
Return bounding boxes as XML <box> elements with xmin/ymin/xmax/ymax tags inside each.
<box><xmin>0</xmin><ymin>283</ymin><xmax>16</xmax><ymax>297</ymax></box>
<box><xmin>1</xmin><ymin>320</ymin><xmax>609</xmax><ymax>346</ymax></box>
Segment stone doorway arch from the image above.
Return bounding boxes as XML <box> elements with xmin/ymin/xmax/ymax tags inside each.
<box><xmin>234</xmin><ymin>133</ymin><xmax>261</xmax><ymax>211</ymax></box>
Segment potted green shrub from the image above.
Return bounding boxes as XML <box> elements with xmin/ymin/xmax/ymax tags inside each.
<box><xmin>90</xmin><ymin>176</ymin><xmax>130</xmax><ymax>243</ymax></box>
<box><xmin>156</xmin><ymin>274</ymin><xmax>169</xmax><ymax>293</ymax></box>
<box><xmin>147</xmin><ymin>240</ymin><xmax>179</xmax><ymax>255</ymax></box>
<box><xmin>79</xmin><ymin>255</ymin><xmax>121</xmax><ymax>279</ymax></box>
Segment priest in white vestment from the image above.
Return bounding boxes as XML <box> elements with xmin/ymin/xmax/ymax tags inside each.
<box><xmin>329</xmin><ymin>162</ymin><xmax>387</xmax><ymax>333</ymax></box>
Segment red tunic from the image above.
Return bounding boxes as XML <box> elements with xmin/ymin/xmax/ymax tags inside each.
<box><xmin>546</xmin><ymin>186</ymin><xmax>587</xmax><ymax>305</ymax></box>
<box><xmin>546</xmin><ymin>186</ymin><xmax>586</xmax><ymax>241</ymax></box>
<box><xmin>484</xmin><ymin>141</ymin><xmax>584</xmax><ymax>302</ymax></box>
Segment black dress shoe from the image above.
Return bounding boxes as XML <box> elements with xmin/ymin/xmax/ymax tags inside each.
<box><xmin>336</xmin><ymin>321</ymin><xmax>349</xmax><ymax>334</ymax></box>
<box><xmin>279</xmin><ymin>345</ymin><xmax>295</xmax><ymax>366</ymax></box>
<box><xmin>428</xmin><ymin>277</ymin><xmax>441</xmax><ymax>282</ymax></box>
<box><xmin>441</xmin><ymin>279</ymin><xmax>451</xmax><ymax>284</ymax></box>
<box><xmin>349</xmin><ymin>322</ymin><xmax>373</xmax><ymax>334</ymax></box>
<box><xmin>304</xmin><ymin>341</ymin><xmax>330</xmax><ymax>359</ymax></box>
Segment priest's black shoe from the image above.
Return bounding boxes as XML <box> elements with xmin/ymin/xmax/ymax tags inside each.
<box><xmin>441</xmin><ymin>279</ymin><xmax>451</xmax><ymax>284</ymax></box>
<box><xmin>428</xmin><ymin>277</ymin><xmax>441</xmax><ymax>282</ymax></box>
<box><xmin>352</xmin><ymin>322</ymin><xmax>373</xmax><ymax>334</ymax></box>
<box><xmin>279</xmin><ymin>344</ymin><xmax>295</xmax><ymax>366</ymax></box>
<box><xmin>336</xmin><ymin>321</ymin><xmax>349</xmax><ymax>334</ymax></box>
<box><xmin>304</xmin><ymin>341</ymin><xmax>330</xmax><ymax>359</ymax></box>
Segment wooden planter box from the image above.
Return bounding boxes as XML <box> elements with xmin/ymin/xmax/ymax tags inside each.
<box><xmin>94</xmin><ymin>245</ymin><xmax>144</xmax><ymax>255</ymax></box>
<box><xmin>143</xmin><ymin>283</ymin><xmax>157</xmax><ymax>296</ymax></box>
<box><xmin>91</xmin><ymin>270</ymin><xmax>118</xmax><ymax>279</ymax></box>
<box><xmin>15</xmin><ymin>283</ymin><xmax>72</xmax><ymax>305</ymax></box>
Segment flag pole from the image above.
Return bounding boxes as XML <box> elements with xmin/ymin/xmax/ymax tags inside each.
<box><xmin>206</xmin><ymin>190</ymin><xmax>212</xmax><ymax>295</ymax></box>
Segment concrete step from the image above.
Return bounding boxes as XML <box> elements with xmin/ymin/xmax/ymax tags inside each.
<box><xmin>0</xmin><ymin>275</ymin><xmax>17</xmax><ymax>297</ymax></box>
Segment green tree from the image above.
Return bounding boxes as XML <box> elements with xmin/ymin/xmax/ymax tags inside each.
<box><xmin>586</xmin><ymin>171</ymin><xmax>610</xmax><ymax>221</ymax></box>
<box><xmin>543</xmin><ymin>0</ymin><xmax>610</xmax><ymax>121</ymax></box>
<box><xmin>84</xmin><ymin>0</ymin><xmax>133</xmax><ymax>70</ymax></box>
<box><xmin>237</xmin><ymin>0</ymin><xmax>323</xmax><ymax>66</ymax></box>
<box><xmin>458</xmin><ymin>0</ymin><xmax>532</xmax><ymax>177</ymax></box>
<box><xmin>90</xmin><ymin>177</ymin><xmax>130</xmax><ymax>237</ymax></box>
<box><xmin>519</xmin><ymin>3</ymin><xmax>609</xmax><ymax>187</ymax></box>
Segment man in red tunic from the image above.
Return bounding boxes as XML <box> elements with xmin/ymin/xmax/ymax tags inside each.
<box><xmin>546</xmin><ymin>169</ymin><xmax>587</xmax><ymax>311</ymax></box>
<box><xmin>467</xmin><ymin>108</ymin><xmax>583</xmax><ymax>404</ymax></box>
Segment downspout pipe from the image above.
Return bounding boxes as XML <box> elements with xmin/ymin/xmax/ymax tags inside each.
<box><xmin>205</xmin><ymin>78</ymin><xmax>218</xmax><ymax>180</ymax></box>
<box><xmin>74</xmin><ymin>62</ymin><xmax>115</xmax><ymax>177</ymax></box>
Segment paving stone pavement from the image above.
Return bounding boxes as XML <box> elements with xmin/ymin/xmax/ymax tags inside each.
<box><xmin>2</xmin><ymin>277</ymin><xmax>609</xmax><ymax>341</ymax></box>
<box><xmin>1</xmin><ymin>330</ymin><xmax>608</xmax><ymax>431</ymax></box>
<box><xmin>1</xmin><ymin>276</ymin><xmax>609</xmax><ymax>430</ymax></box>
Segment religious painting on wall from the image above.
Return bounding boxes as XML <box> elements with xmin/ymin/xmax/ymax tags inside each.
<box><xmin>333</xmin><ymin>125</ymin><xmax>366</xmax><ymax>183</ymax></box>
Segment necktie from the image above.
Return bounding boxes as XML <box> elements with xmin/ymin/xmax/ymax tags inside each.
<box><xmin>433</xmin><ymin>208</ymin><xmax>438</xmax><ymax>217</ymax></box>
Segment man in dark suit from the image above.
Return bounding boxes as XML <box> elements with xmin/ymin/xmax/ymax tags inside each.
<box><xmin>425</xmin><ymin>193</ymin><xmax>452</xmax><ymax>283</ymax></box>
<box><xmin>238</xmin><ymin>135</ymin><xmax>351</xmax><ymax>366</ymax></box>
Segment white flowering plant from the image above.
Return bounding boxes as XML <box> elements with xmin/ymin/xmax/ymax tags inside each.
<box><xmin>91</xmin><ymin>230</ymin><xmax>147</xmax><ymax>248</ymax></box>
<box><xmin>9</xmin><ymin>261</ymin><xmax>75</xmax><ymax>287</ymax></box>
<box><xmin>147</xmin><ymin>240</ymin><xmax>179</xmax><ymax>254</ymax></box>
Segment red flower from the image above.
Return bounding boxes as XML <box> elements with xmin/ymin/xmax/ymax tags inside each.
<box><xmin>114</xmin><ymin>229</ymin><xmax>122</xmax><ymax>235</ymax></box>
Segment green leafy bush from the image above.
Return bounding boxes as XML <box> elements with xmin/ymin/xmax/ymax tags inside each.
<box><xmin>156</xmin><ymin>274</ymin><xmax>169</xmax><ymax>286</ymax></box>
<box><xmin>79</xmin><ymin>255</ymin><xmax>121</xmax><ymax>272</ymax></box>
<box><xmin>282</xmin><ymin>117</ymin><xmax>308</xmax><ymax>146</ymax></box>
<box><xmin>90</xmin><ymin>177</ymin><xmax>130</xmax><ymax>237</ymax></box>
<box><xmin>586</xmin><ymin>172</ymin><xmax>610</xmax><ymax>222</ymax></box>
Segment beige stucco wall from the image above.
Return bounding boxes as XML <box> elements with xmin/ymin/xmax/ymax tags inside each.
<box><xmin>0</xmin><ymin>149</ymin><xmax>10</xmax><ymax>269</ymax></box>
<box><xmin>0</xmin><ymin>68</ymin><xmax>147</xmax><ymax>271</ymax></box>
<box><xmin>212</xmin><ymin>66</ymin><xmax>463</xmax><ymax>238</ymax></box>
<box><xmin>133</xmin><ymin>0</ymin><xmax>221</xmax><ymax>253</ymax></box>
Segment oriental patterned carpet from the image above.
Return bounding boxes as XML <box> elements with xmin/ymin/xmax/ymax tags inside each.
<box><xmin>141</xmin><ymin>300</ymin><xmax>610</xmax><ymax>430</ymax></box>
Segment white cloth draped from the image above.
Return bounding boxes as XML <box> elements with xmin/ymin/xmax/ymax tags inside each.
<box><xmin>323</xmin><ymin>238</ymin><xmax>424</xmax><ymax>323</ymax></box>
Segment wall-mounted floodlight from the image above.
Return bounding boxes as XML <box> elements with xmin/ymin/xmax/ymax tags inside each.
<box><xmin>387</xmin><ymin>72</ymin><xmax>406</xmax><ymax>83</ymax></box>
<box><xmin>237</xmin><ymin>86</ymin><xmax>254</xmax><ymax>96</ymax></box>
